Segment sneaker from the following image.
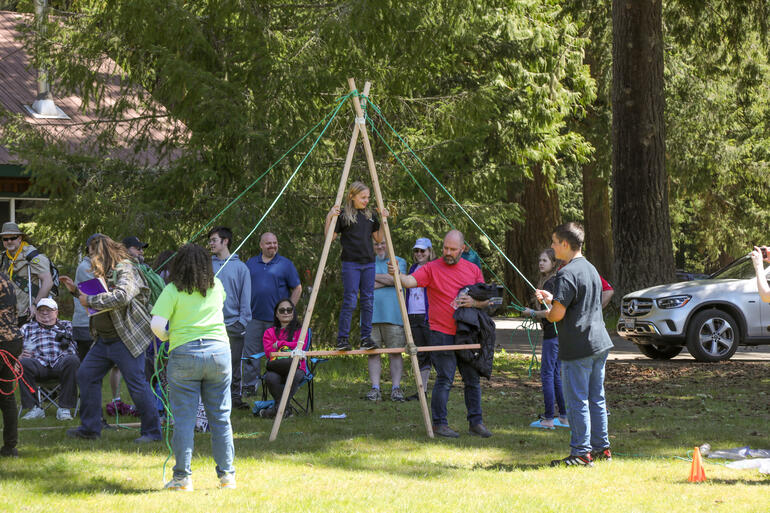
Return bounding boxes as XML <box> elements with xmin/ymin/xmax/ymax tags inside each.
<box><xmin>56</xmin><ymin>408</ymin><xmax>73</xmax><ymax>421</ymax></box>
<box><xmin>66</xmin><ymin>427</ymin><xmax>100</xmax><ymax>440</ymax></box>
<box><xmin>219</xmin><ymin>473</ymin><xmax>236</xmax><ymax>489</ymax></box>
<box><xmin>530</xmin><ymin>419</ymin><xmax>555</xmax><ymax>430</ymax></box>
<box><xmin>469</xmin><ymin>423</ymin><xmax>493</xmax><ymax>438</ymax></box>
<box><xmin>164</xmin><ymin>476</ymin><xmax>193</xmax><ymax>492</ymax></box>
<box><xmin>590</xmin><ymin>448</ymin><xmax>612</xmax><ymax>461</ymax></box>
<box><xmin>258</xmin><ymin>406</ymin><xmax>277</xmax><ymax>418</ymax></box>
<box><xmin>0</xmin><ymin>446</ymin><xmax>18</xmax><ymax>458</ymax></box>
<box><xmin>365</xmin><ymin>387</ymin><xmax>382</xmax><ymax>401</ymax></box>
<box><xmin>550</xmin><ymin>454</ymin><xmax>593</xmax><ymax>467</ymax></box>
<box><xmin>360</xmin><ymin>337</ymin><xmax>379</xmax><ymax>350</ymax></box>
<box><xmin>21</xmin><ymin>406</ymin><xmax>45</xmax><ymax>420</ymax></box>
<box><xmin>336</xmin><ymin>337</ymin><xmax>352</xmax><ymax>351</ymax></box>
<box><xmin>390</xmin><ymin>387</ymin><xmax>405</xmax><ymax>402</ymax></box>
<box><xmin>433</xmin><ymin>424</ymin><xmax>459</xmax><ymax>438</ymax></box>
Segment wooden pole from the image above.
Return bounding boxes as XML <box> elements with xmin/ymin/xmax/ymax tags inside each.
<box><xmin>269</xmin><ymin>81</ymin><xmax>371</xmax><ymax>441</ymax></box>
<box><xmin>347</xmin><ymin>77</ymin><xmax>434</xmax><ymax>438</ymax></box>
<box><xmin>264</xmin><ymin>344</ymin><xmax>479</xmax><ymax>358</ymax></box>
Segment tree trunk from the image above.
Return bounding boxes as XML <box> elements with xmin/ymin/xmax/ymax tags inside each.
<box><xmin>583</xmin><ymin>158</ymin><xmax>614</xmax><ymax>283</ymax></box>
<box><xmin>504</xmin><ymin>165</ymin><xmax>561</xmax><ymax>308</ymax></box>
<box><xmin>611</xmin><ymin>0</ymin><xmax>675</xmax><ymax>297</ymax></box>
<box><xmin>581</xmin><ymin>45</ymin><xmax>615</xmax><ymax>285</ymax></box>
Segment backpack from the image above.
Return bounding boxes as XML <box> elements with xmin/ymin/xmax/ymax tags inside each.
<box><xmin>26</xmin><ymin>249</ymin><xmax>60</xmax><ymax>297</ymax></box>
<box><xmin>135</xmin><ymin>263</ymin><xmax>166</xmax><ymax>307</ymax></box>
<box><xmin>1</xmin><ymin>249</ymin><xmax>60</xmax><ymax>297</ymax></box>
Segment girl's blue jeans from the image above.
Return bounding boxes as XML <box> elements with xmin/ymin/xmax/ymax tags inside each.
<box><xmin>337</xmin><ymin>261</ymin><xmax>375</xmax><ymax>339</ymax></box>
<box><xmin>540</xmin><ymin>336</ymin><xmax>566</xmax><ymax>419</ymax></box>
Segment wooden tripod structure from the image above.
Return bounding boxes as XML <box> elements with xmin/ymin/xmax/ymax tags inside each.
<box><xmin>268</xmin><ymin>79</ymin><xmax>478</xmax><ymax>441</ymax></box>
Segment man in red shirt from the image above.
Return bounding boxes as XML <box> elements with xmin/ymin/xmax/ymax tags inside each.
<box><xmin>390</xmin><ymin>230</ymin><xmax>492</xmax><ymax>438</ymax></box>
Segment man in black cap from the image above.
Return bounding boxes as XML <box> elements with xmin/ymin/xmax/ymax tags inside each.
<box><xmin>122</xmin><ymin>236</ymin><xmax>148</xmax><ymax>265</ymax></box>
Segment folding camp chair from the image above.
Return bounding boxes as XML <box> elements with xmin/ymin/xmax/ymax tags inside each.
<box><xmin>242</xmin><ymin>328</ymin><xmax>326</xmax><ymax>414</ymax></box>
<box><xmin>19</xmin><ymin>378</ymin><xmax>80</xmax><ymax>417</ymax></box>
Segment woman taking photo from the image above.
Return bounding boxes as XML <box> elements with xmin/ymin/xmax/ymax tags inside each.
<box><xmin>258</xmin><ymin>298</ymin><xmax>310</xmax><ymax>418</ymax></box>
<box><xmin>150</xmin><ymin>243</ymin><xmax>235</xmax><ymax>491</ymax></box>
<box><xmin>60</xmin><ymin>234</ymin><xmax>161</xmax><ymax>442</ymax></box>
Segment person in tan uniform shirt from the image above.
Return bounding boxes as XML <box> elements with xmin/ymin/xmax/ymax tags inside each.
<box><xmin>0</xmin><ymin>222</ymin><xmax>53</xmax><ymax>325</ymax></box>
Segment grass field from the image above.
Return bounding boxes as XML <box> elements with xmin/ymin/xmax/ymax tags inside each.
<box><xmin>4</xmin><ymin>352</ymin><xmax>769</xmax><ymax>513</ymax></box>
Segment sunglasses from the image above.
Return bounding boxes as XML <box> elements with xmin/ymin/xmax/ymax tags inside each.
<box><xmin>277</xmin><ymin>307</ymin><xmax>294</xmax><ymax>314</ymax></box>
<box><xmin>2</xmin><ymin>236</ymin><xmax>19</xmax><ymax>242</ymax></box>
<box><xmin>413</xmin><ymin>248</ymin><xmax>427</xmax><ymax>253</ymax></box>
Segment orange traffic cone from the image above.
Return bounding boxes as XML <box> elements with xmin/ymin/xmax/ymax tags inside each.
<box><xmin>688</xmin><ymin>446</ymin><xmax>707</xmax><ymax>483</ymax></box>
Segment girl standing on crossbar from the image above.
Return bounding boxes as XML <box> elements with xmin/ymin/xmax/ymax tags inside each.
<box><xmin>324</xmin><ymin>181</ymin><xmax>388</xmax><ymax>351</ymax></box>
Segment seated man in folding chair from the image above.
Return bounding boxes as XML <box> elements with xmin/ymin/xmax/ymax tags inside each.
<box><xmin>19</xmin><ymin>298</ymin><xmax>80</xmax><ymax>421</ymax></box>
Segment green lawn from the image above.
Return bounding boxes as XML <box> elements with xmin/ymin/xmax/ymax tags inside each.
<box><xmin>5</xmin><ymin>353</ymin><xmax>769</xmax><ymax>513</ymax></box>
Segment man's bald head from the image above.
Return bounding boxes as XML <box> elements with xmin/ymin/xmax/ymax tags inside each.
<box><xmin>445</xmin><ymin>230</ymin><xmax>464</xmax><ymax>247</ymax></box>
<box><xmin>442</xmin><ymin>230</ymin><xmax>465</xmax><ymax>265</ymax></box>
<box><xmin>260</xmin><ymin>232</ymin><xmax>279</xmax><ymax>260</ymax></box>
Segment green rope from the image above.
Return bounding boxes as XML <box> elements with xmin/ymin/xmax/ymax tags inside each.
<box><xmin>519</xmin><ymin>317</ymin><xmax>540</xmax><ymax>376</ymax></box>
<box><xmin>363</xmin><ymin>95</ymin><xmax>543</xmax><ymax>298</ymax></box>
<box><xmin>215</xmin><ymin>89</ymin><xmax>354</xmax><ymax>276</ymax></box>
<box><xmin>150</xmin><ymin>343</ymin><xmax>174</xmax><ymax>481</ymax></box>
<box><xmin>153</xmin><ymin>91</ymin><xmax>357</xmax><ymax>274</ymax></box>
<box><xmin>365</xmin><ymin>112</ymin><xmax>526</xmax><ymax>308</ymax></box>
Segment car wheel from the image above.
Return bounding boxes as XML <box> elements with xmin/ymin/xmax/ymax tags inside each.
<box><xmin>636</xmin><ymin>344</ymin><xmax>683</xmax><ymax>360</ymax></box>
<box><xmin>685</xmin><ymin>309</ymin><xmax>740</xmax><ymax>362</ymax></box>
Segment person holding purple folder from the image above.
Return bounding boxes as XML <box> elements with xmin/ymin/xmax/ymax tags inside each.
<box><xmin>59</xmin><ymin>235</ymin><xmax>161</xmax><ymax>442</ymax></box>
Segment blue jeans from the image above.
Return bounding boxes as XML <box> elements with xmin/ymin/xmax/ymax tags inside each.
<box><xmin>561</xmin><ymin>349</ymin><xmax>610</xmax><ymax>456</ymax></box>
<box><xmin>429</xmin><ymin>330</ymin><xmax>483</xmax><ymax>426</ymax></box>
<box><xmin>77</xmin><ymin>338</ymin><xmax>162</xmax><ymax>438</ymax></box>
<box><xmin>540</xmin><ymin>337</ymin><xmax>565</xmax><ymax>420</ymax></box>
<box><xmin>338</xmin><ymin>261</ymin><xmax>375</xmax><ymax>340</ymax></box>
<box><xmin>167</xmin><ymin>339</ymin><xmax>234</xmax><ymax>479</ymax></box>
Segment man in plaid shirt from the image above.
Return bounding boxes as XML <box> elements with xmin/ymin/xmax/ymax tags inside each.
<box><xmin>19</xmin><ymin>298</ymin><xmax>80</xmax><ymax>421</ymax></box>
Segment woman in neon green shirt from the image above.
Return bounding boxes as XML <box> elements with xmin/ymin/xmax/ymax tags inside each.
<box><xmin>150</xmin><ymin>243</ymin><xmax>235</xmax><ymax>492</ymax></box>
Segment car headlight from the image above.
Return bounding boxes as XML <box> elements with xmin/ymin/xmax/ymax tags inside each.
<box><xmin>656</xmin><ymin>295</ymin><xmax>692</xmax><ymax>309</ymax></box>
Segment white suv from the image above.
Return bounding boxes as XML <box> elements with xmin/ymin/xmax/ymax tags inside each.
<box><xmin>617</xmin><ymin>255</ymin><xmax>770</xmax><ymax>361</ymax></box>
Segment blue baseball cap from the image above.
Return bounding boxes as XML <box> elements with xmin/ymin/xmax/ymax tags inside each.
<box><xmin>413</xmin><ymin>238</ymin><xmax>432</xmax><ymax>250</ymax></box>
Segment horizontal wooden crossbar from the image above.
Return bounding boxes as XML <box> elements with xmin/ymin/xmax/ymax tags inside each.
<box><xmin>290</xmin><ymin>344</ymin><xmax>480</xmax><ymax>357</ymax></box>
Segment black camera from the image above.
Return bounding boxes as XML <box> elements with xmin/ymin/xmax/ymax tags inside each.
<box><xmin>52</xmin><ymin>326</ymin><xmax>72</xmax><ymax>350</ymax></box>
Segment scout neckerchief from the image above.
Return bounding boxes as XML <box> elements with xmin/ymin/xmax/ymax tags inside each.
<box><xmin>5</xmin><ymin>241</ymin><xmax>28</xmax><ymax>280</ymax></box>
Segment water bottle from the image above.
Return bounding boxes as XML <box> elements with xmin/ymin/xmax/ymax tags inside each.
<box><xmin>452</xmin><ymin>287</ymin><xmax>470</xmax><ymax>309</ymax></box>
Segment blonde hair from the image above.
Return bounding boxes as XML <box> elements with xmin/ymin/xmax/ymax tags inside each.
<box><xmin>88</xmin><ymin>235</ymin><xmax>132</xmax><ymax>278</ymax></box>
<box><xmin>342</xmin><ymin>181</ymin><xmax>373</xmax><ymax>225</ymax></box>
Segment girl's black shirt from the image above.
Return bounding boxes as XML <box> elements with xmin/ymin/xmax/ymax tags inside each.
<box><xmin>335</xmin><ymin>210</ymin><xmax>380</xmax><ymax>263</ymax></box>
<box><xmin>539</xmin><ymin>275</ymin><xmax>557</xmax><ymax>339</ymax></box>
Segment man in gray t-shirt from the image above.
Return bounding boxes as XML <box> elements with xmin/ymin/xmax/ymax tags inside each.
<box><xmin>536</xmin><ymin>222</ymin><xmax>613</xmax><ymax>467</ymax></box>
